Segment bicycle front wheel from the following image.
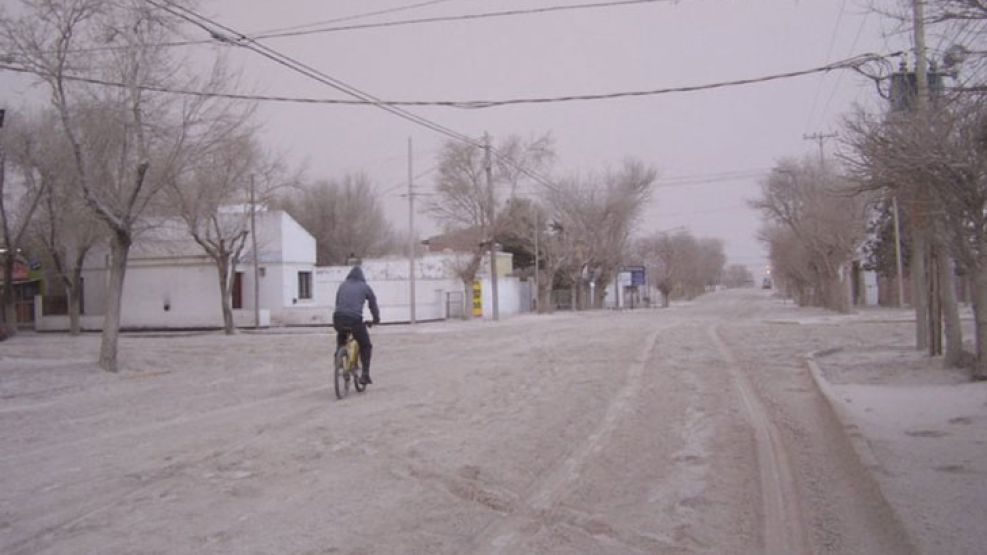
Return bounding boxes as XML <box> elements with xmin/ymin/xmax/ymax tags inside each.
<box><xmin>334</xmin><ymin>346</ymin><xmax>350</xmax><ymax>399</ymax></box>
<box><xmin>353</xmin><ymin>358</ymin><xmax>365</xmax><ymax>393</ymax></box>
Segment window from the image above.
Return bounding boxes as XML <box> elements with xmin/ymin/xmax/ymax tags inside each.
<box><xmin>298</xmin><ymin>271</ymin><xmax>312</xmax><ymax>300</ymax></box>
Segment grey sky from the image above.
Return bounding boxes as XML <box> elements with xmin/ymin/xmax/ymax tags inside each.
<box><xmin>2</xmin><ymin>0</ymin><xmax>918</xmax><ymax>275</ymax></box>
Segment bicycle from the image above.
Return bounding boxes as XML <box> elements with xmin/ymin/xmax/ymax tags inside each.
<box><xmin>334</xmin><ymin>322</ymin><xmax>371</xmax><ymax>399</ymax></box>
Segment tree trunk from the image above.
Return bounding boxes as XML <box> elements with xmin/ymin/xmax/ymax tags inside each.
<box><xmin>938</xmin><ymin>251</ymin><xmax>964</xmax><ymax>368</ymax></box>
<box><xmin>2</xmin><ymin>255</ymin><xmax>16</xmax><ymax>328</ymax></box>
<box><xmin>536</xmin><ymin>270</ymin><xmax>552</xmax><ymax>314</ymax></box>
<box><xmin>67</xmin><ymin>251</ymin><xmax>87</xmax><ymax>336</ymax></box>
<box><xmin>67</xmin><ymin>282</ymin><xmax>81</xmax><ymax>336</ymax></box>
<box><xmin>971</xmin><ymin>269</ymin><xmax>987</xmax><ymax>380</ymax></box>
<box><xmin>99</xmin><ymin>232</ymin><xmax>131</xmax><ymax>373</ymax></box>
<box><xmin>462</xmin><ymin>280</ymin><xmax>472</xmax><ymax>320</ymax></box>
<box><xmin>911</xmin><ymin>229</ymin><xmax>930</xmax><ymax>351</ymax></box>
<box><xmin>216</xmin><ymin>256</ymin><xmax>236</xmax><ymax>335</ymax></box>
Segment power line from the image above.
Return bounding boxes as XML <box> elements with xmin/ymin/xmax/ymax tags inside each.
<box><xmin>51</xmin><ymin>0</ymin><xmax>670</xmax><ymax>55</ymax></box>
<box><xmin>1</xmin><ymin>51</ymin><xmax>902</xmax><ymax>110</ymax></box>
<box><xmin>804</xmin><ymin>0</ymin><xmax>848</xmax><ymax>132</ymax></box>
<box><xmin>250</xmin><ymin>0</ymin><xmax>670</xmax><ymax>41</ymax></box>
<box><xmin>143</xmin><ymin>0</ymin><xmax>482</xmax><ymax>149</ymax></box>
<box><xmin>256</xmin><ymin>0</ymin><xmax>461</xmax><ymax>36</ymax></box>
<box><xmin>818</xmin><ymin>10</ymin><xmax>870</xmax><ymax>125</ymax></box>
<box><xmin>655</xmin><ymin>169</ymin><xmax>773</xmax><ymax>187</ymax></box>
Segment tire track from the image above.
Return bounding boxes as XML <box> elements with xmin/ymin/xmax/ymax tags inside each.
<box><xmin>470</xmin><ymin>326</ymin><xmax>664</xmax><ymax>555</ymax></box>
<box><xmin>709</xmin><ymin>324</ymin><xmax>808</xmax><ymax>555</ymax></box>
<box><xmin>1</xmin><ymin>388</ymin><xmax>335</xmax><ymax>555</ymax></box>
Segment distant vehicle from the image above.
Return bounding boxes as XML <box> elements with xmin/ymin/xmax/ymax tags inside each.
<box><xmin>762</xmin><ymin>277</ymin><xmax>773</xmax><ymax>289</ymax></box>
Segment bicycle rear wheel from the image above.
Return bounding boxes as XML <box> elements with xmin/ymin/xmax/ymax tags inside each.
<box><xmin>353</xmin><ymin>358</ymin><xmax>366</xmax><ymax>393</ymax></box>
<box><xmin>334</xmin><ymin>346</ymin><xmax>350</xmax><ymax>399</ymax></box>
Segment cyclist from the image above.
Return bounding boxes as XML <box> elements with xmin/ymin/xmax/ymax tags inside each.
<box><xmin>333</xmin><ymin>266</ymin><xmax>381</xmax><ymax>385</ymax></box>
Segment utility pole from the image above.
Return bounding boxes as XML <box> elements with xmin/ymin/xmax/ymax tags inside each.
<box><xmin>893</xmin><ymin>196</ymin><xmax>906</xmax><ymax>307</ymax></box>
<box><xmin>533</xmin><ymin>207</ymin><xmax>540</xmax><ymax>313</ymax></box>
<box><xmin>407</xmin><ymin>137</ymin><xmax>416</xmax><ymax>325</ymax></box>
<box><xmin>803</xmin><ymin>132</ymin><xmax>837</xmax><ymax>168</ymax></box>
<box><xmin>483</xmin><ymin>133</ymin><xmax>499</xmax><ymax>321</ymax></box>
<box><xmin>250</xmin><ymin>174</ymin><xmax>260</xmax><ymax>328</ymax></box>
<box><xmin>912</xmin><ymin>0</ymin><xmax>941</xmax><ymax>355</ymax></box>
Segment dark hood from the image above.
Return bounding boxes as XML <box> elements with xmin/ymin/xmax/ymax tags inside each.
<box><xmin>346</xmin><ymin>266</ymin><xmax>366</xmax><ymax>282</ymax></box>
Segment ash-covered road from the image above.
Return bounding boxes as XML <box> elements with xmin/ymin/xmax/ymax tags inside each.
<box><xmin>0</xmin><ymin>289</ymin><xmax>915</xmax><ymax>554</ymax></box>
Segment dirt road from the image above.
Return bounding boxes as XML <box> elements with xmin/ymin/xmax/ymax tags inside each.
<box><xmin>0</xmin><ymin>290</ymin><xmax>915</xmax><ymax>554</ymax></box>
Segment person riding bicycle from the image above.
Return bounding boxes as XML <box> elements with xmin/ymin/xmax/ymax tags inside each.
<box><xmin>333</xmin><ymin>266</ymin><xmax>381</xmax><ymax>385</ymax></box>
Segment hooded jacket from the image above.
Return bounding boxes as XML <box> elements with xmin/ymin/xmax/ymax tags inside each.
<box><xmin>334</xmin><ymin>266</ymin><xmax>380</xmax><ymax>322</ymax></box>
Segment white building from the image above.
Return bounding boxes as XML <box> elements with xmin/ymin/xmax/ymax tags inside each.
<box><xmin>34</xmin><ymin>210</ymin><xmax>522</xmax><ymax>331</ymax></box>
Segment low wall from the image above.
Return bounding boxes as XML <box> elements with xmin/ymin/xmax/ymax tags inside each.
<box><xmin>33</xmin><ymin>296</ymin><xmax>271</xmax><ymax>331</ymax></box>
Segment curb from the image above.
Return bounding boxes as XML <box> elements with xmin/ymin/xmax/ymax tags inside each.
<box><xmin>803</xmin><ymin>349</ymin><xmax>921</xmax><ymax>553</ymax></box>
<box><xmin>803</xmin><ymin>349</ymin><xmax>883</xmax><ymax>472</ymax></box>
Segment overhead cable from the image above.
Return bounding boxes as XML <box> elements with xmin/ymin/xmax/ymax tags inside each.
<box><xmin>250</xmin><ymin>0</ymin><xmax>669</xmax><ymax>40</ymax></box>
<box><xmin>0</xmin><ymin>52</ymin><xmax>901</xmax><ymax>110</ymax></box>
<box><xmin>51</xmin><ymin>0</ymin><xmax>669</xmax><ymax>55</ymax></box>
<box><xmin>257</xmin><ymin>0</ymin><xmax>460</xmax><ymax>36</ymax></box>
<box><xmin>142</xmin><ymin>0</ymin><xmax>482</xmax><ymax>149</ymax></box>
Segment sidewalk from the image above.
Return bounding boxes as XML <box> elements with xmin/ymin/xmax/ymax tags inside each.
<box><xmin>807</xmin><ymin>347</ymin><xmax>987</xmax><ymax>555</ymax></box>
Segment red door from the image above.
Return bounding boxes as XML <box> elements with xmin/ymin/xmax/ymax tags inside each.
<box><xmin>232</xmin><ymin>272</ymin><xmax>243</xmax><ymax>309</ymax></box>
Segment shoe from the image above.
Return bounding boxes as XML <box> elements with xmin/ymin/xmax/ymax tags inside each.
<box><xmin>360</xmin><ymin>373</ymin><xmax>373</xmax><ymax>385</ymax></box>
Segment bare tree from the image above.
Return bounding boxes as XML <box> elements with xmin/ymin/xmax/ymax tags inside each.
<box><xmin>0</xmin><ymin>111</ymin><xmax>50</xmax><ymax>328</ymax></box>
<box><xmin>850</xmin><ymin>97</ymin><xmax>987</xmax><ymax>378</ymax></box>
<box><xmin>636</xmin><ymin>230</ymin><xmax>725</xmax><ymax>306</ymax></box>
<box><xmin>1</xmin><ymin>0</ymin><xmax>236</xmax><ymax>370</ymax></box>
<box><xmin>588</xmin><ymin>160</ymin><xmax>657</xmax><ymax>308</ymax></box>
<box><xmin>279</xmin><ymin>173</ymin><xmax>397</xmax><ymax>266</ymax></box>
<box><xmin>688</xmin><ymin>238</ymin><xmax>727</xmax><ymax>298</ymax></box>
<box><xmin>722</xmin><ymin>263</ymin><xmax>755</xmax><ymax>288</ymax></box>
<box><xmin>537</xmin><ymin>160</ymin><xmax>655</xmax><ymax>310</ymax></box>
<box><xmin>751</xmin><ymin>158</ymin><xmax>870</xmax><ymax>313</ymax></box>
<box><xmin>636</xmin><ymin>231</ymin><xmax>691</xmax><ymax>307</ymax></box>
<box><xmin>927</xmin><ymin>0</ymin><xmax>987</xmax><ymax>21</ymax></box>
<box><xmin>844</xmin><ymin>104</ymin><xmax>974</xmax><ymax>368</ymax></box>
<box><xmin>14</xmin><ymin>109</ymin><xmax>105</xmax><ymax>335</ymax></box>
<box><xmin>166</xmin><ymin>124</ymin><xmax>274</xmax><ymax>334</ymax></box>
<box><xmin>426</xmin><ymin>134</ymin><xmax>554</xmax><ymax>307</ymax></box>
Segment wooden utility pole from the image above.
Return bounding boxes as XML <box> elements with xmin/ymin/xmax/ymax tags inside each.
<box><xmin>803</xmin><ymin>132</ymin><xmax>837</xmax><ymax>167</ymax></box>
<box><xmin>892</xmin><ymin>196</ymin><xmax>906</xmax><ymax>307</ymax></box>
<box><xmin>408</xmin><ymin>137</ymin><xmax>416</xmax><ymax>325</ymax></box>
<box><xmin>910</xmin><ymin>0</ymin><xmax>933</xmax><ymax>352</ymax></box>
<box><xmin>250</xmin><ymin>174</ymin><xmax>260</xmax><ymax>328</ymax></box>
<box><xmin>907</xmin><ymin>0</ymin><xmax>959</xmax><ymax>362</ymax></box>
<box><xmin>533</xmin><ymin>207</ymin><xmax>540</xmax><ymax>313</ymax></box>
<box><xmin>483</xmin><ymin>133</ymin><xmax>499</xmax><ymax>321</ymax></box>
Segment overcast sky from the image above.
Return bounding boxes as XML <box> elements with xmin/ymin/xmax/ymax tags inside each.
<box><xmin>3</xmin><ymin>0</ymin><xmax>926</xmax><ymax>276</ymax></box>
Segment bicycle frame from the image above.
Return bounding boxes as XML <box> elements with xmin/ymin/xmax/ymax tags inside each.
<box><xmin>344</xmin><ymin>332</ymin><xmax>360</xmax><ymax>371</ymax></box>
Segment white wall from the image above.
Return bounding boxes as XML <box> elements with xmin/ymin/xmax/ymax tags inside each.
<box><xmin>66</xmin><ymin>236</ymin><xmax>525</xmax><ymax>328</ymax></box>
<box><xmin>315</xmin><ymin>256</ymin><xmax>465</xmax><ymax>323</ymax></box>
<box><xmin>79</xmin><ymin>258</ymin><xmax>227</xmax><ymax>328</ymax></box>
<box><xmin>478</xmin><ymin>276</ymin><xmax>523</xmax><ymax>319</ymax></box>
<box><xmin>279</xmin><ymin>214</ymin><xmax>316</xmax><ymax>265</ymax></box>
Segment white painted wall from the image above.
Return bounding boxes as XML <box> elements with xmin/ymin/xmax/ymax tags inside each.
<box><xmin>478</xmin><ymin>276</ymin><xmax>523</xmax><ymax>319</ymax></box>
<box><xmin>78</xmin><ymin>258</ymin><xmax>231</xmax><ymax>329</ymax></box>
<box><xmin>54</xmin><ymin>224</ymin><xmax>524</xmax><ymax>329</ymax></box>
<box><xmin>316</xmin><ymin>255</ymin><xmax>468</xmax><ymax>323</ymax></box>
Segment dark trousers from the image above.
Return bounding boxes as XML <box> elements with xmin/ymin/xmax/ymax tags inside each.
<box><xmin>333</xmin><ymin>313</ymin><xmax>372</xmax><ymax>374</ymax></box>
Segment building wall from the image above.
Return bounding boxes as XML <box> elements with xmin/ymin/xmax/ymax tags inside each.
<box><xmin>80</xmin><ymin>258</ymin><xmax>235</xmax><ymax>329</ymax></box>
<box><xmin>278</xmin><ymin>214</ymin><xmax>316</xmax><ymax>265</ymax></box>
<box><xmin>478</xmin><ymin>276</ymin><xmax>524</xmax><ymax>318</ymax></box>
<box><xmin>51</xmin><ymin>231</ymin><xmax>523</xmax><ymax>329</ymax></box>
